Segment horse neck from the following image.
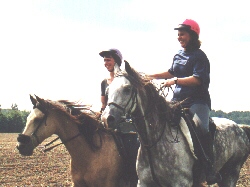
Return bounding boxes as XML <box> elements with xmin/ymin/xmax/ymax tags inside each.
<box><xmin>52</xmin><ymin>111</ymin><xmax>93</xmax><ymax>162</ymax></box>
<box><xmin>134</xmin><ymin>92</ymin><xmax>172</xmax><ymax>144</ymax></box>
<box><xmin>53</xmin><ymin>111</ymin><xmax>121</xmax><ymax>173</ymax></box>
<box><xmin>136</xmin><ymin>95</ymin><xmax>171</xmax><ymax>145</ymax></box>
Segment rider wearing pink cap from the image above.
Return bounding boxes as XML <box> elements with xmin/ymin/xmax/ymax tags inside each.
<box><xmin>149</xmin><ymin>19</ymin><xmax>221</xmax><ymax>185</ymax></box>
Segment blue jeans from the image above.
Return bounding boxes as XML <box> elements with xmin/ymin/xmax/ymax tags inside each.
<box><xmin>189</xmin><ymin>104</ymin><xmax>210</xmax><ymax>134</ymax></box>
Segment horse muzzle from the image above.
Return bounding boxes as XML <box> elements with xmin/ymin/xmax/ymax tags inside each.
<box><xmin>102</xmin><ymin>107</ymin><xmax>125</xmax><ymax>129</ymax></box>
<box><xmin>106</xmin><ymin>115</ymin><xmax>117</xmax><ymax>129</ymax></box>
<box><xmin>16</xmin><ymin>134</ymin><xmax>35</xmax><ymax>156</ymax></box>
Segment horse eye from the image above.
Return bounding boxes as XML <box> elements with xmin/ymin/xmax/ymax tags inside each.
<box><xmin>123</xmin><ymin>86</ymin><xmax>131</xmax><ymax>94</ymax></box>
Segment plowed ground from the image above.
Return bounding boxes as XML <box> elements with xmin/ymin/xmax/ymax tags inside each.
<box><xmin>0</xmin><ymin>133</ymin><xmax>249</xmax><ymax>187</ymax></box>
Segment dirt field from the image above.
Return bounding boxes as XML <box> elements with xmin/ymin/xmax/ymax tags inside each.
<box><xmin>0</xmin><ymin>133</ymin><xmax>250</xmax><ymax>187</ymax></box>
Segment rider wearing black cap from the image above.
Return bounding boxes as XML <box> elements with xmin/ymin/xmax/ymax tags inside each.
<box><xmin>99</xmin><ymin>48</ymin><xmax>123</xmax><ymax>113</ymax></box>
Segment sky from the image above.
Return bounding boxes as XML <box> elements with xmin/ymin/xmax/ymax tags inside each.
<box><xmin>0</xmin><ymin>0</ymin><xmax>249</xmax><ymax>113</ymax></box>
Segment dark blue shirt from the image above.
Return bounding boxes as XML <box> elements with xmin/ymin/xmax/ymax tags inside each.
<box><xmin>168</xmin><ymin>49</ymin><xmax>211</xmax><ymax>109</ymax></box>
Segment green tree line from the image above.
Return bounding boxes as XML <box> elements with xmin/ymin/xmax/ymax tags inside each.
<box><xmin>0</xmin><ymin>104</ymin><xmax>249</xmax><ymax>133</ymax></box>
<box><xmin>210</xmin><ymin>110</ymin><xmax>250</xmax><ymax>125</ymax></box>
<box><xmin>0</xmin><ymin>104</ymin><xmax>30</xmax><ymax>133</ymax></box>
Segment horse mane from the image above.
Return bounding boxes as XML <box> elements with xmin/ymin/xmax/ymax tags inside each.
<box><xmin>144</xmin><ymin>83</ymin><xmax>173</xmax><ymax>124</ymax></box>
<box><xmin>120</xmin><ymin>66</ymin><xmax>176</xmax><ymax>126</ymax></box>
<box><xmin>37</xmin><ymin>98</ymin><xmax>108</xmax><ymax>151</ymax></box>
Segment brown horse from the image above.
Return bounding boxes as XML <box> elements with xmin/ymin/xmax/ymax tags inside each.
<box><xmin>16</xmin><ymin>95</ymin><xmax>137</xmax><ymax>187</ymax></box>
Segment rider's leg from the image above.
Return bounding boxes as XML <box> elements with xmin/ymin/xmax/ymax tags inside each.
<box><xmin>190</xmin><ymin>104</ymin><xmax>221</xmax><ymax>185</ymax></box>
<box><xmin>121</xmin><ymin>132</ymin><xmax>139</xmax><ymax>186</ymax></box>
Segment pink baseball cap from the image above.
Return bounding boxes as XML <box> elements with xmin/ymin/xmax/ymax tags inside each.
<box><xmin>174</xmin><ymin>19</ymin><xmax>200</xmax><ymax>35</ymax></box>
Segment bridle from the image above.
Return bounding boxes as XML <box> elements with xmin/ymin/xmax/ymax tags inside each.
<box><xmin>107</xmin><ymin>82</ymin><xmax>169</xmax><ymax>148</ymax></box>
<box><xmin>108</xmin><ymin>88</ymin><xmax>138</xmax><ymax>123</ymax></box>
<box><xmin>31</xmin><ymin>112</ymin><xmax>48</xmax><ymax>146</ymax></box>
<box><xmin>30</xmin><ymin>108</ymin><xmax>81</xmax><ymax>152</ymax></box>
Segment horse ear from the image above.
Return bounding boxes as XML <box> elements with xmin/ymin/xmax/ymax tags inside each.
<box><xmin>124</xmin><ymin>60</ymin><xmax>132</xmax><ymax>74</ymax></box>
<box><xmin>34</xmin><ymin>95</ymin><xmax>48</xmax><ymax>113</ymax></box>
<box><xmin>114</xmin><ymin>63</ymin><xmax>121</xmax><ymax>74</ymax></box>
<box><xmin>35</xmin><ymin>95</ymin><xmax>44</xmax><ymax>105</ymax></box>
<box><xmin>30</xmin><ymin>95</ymin><xmax>37</xmax><ymax>107</ymax></box>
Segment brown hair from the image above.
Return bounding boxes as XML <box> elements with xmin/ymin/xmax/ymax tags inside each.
<box><xmin>185</xmin><ymin>30</ymin><xmax>201</xmax><ymax>52</ymax></box>
<box><xmin>103</xmin><ymin>54</ymin><xmax>121</xmax><ymax>67</ymax></box>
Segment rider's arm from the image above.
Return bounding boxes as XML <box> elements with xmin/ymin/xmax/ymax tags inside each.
<box><xmin>101</xmin><ymin>79</ymin><xmax>108</xmax><ymax>112</ymax></box>
<box><xmin>148</xmin><ymin>71</ymin><xmax>174</xmax><ymax>80</ymax></box>
<box><xmin>101</xmin><ymin>96</ymin><xmax>106</xmax><ymax>112</ymax></box>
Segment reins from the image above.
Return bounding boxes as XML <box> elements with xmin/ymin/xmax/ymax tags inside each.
<box><xmin>43</xmin><ymin>133</ymin><xmax>81</xmax><ymax>152</ymax></box>
<box><xmin>139</xmin><ymin>85</ymin><xmax>178</xmax><ymax>187</ymax></box>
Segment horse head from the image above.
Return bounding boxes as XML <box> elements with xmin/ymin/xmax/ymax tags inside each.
<box><xmin>16</xmin><ymin>95</ymin><xmax>57</xmax><ymax>156</ymax></box>
<box><xmin>101</xmin><ymin>61</ymin><xmax>149</xmax><ymax>129</ymax></box>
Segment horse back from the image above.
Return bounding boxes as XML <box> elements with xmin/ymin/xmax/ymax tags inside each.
<box><xmin>213</xmin><ymin>118</ymin><xmax>250</xmax><ymax>161</ymax></box>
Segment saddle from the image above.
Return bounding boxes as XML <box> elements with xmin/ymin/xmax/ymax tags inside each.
<box><xmin>173</xmin><ymin>108</ymin><xmax>216</xmax><ymax>160</ymax></box>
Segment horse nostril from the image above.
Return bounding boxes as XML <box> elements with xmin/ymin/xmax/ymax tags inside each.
<box><xmin>17</xmin><ymin>134</ymin><xmax>31</xmax><ymax>144</ymax></box>
<box><xmin>107</xmin><ymin>115</ymin><xmax>115</xmax><ymax>124</ymax></box>
<box><xmin>16</xmin><ymin>144</ymin><xmax>25</xmax><ymax>151</ymax></box>
<box><xmin>107</xmin><ymin>115</ymin><xmax>116</xmax><ymax>129</ymax></box>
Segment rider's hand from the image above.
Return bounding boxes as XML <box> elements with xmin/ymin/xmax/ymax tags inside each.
<box><xmin>163</xmin><ymin>78</ymin><xmax>175</xmax><ymax>87</ymax></box>
<box><xmin>95</xmin><ymin>111</ymin><xmax>102</xmax><ymax>120</ymax></box>
<box><xmin>146</xmin><ymin>75</ymin><xmax>154</xmax><ymax>80</ymax></box>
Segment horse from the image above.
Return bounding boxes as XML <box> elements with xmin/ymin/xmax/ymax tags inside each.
<box><xmin>101</xmin><ymin>60</ymin><xmax>250</xmax><ymax>187</ymax></box>
<box><xmin>16</xmin><ymin>95</ymin><xmax>138</xmax><ymax>187</ymax></box>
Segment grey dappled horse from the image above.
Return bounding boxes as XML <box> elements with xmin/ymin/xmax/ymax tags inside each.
<box><xmin>101</xmin><ymin>61</ymin><xmax>250</xmax><ymax>187</ymax></box>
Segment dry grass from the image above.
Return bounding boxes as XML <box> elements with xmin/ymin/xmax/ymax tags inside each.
<box><xmin>0</xmin><ymin>133</ymin><xmax>250</xmax><ymax>187</ymax></box>
<box><xmin>0</xmin><ymin>133</ymin><xmax>72</xmax><ymax>187</ymax></box>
